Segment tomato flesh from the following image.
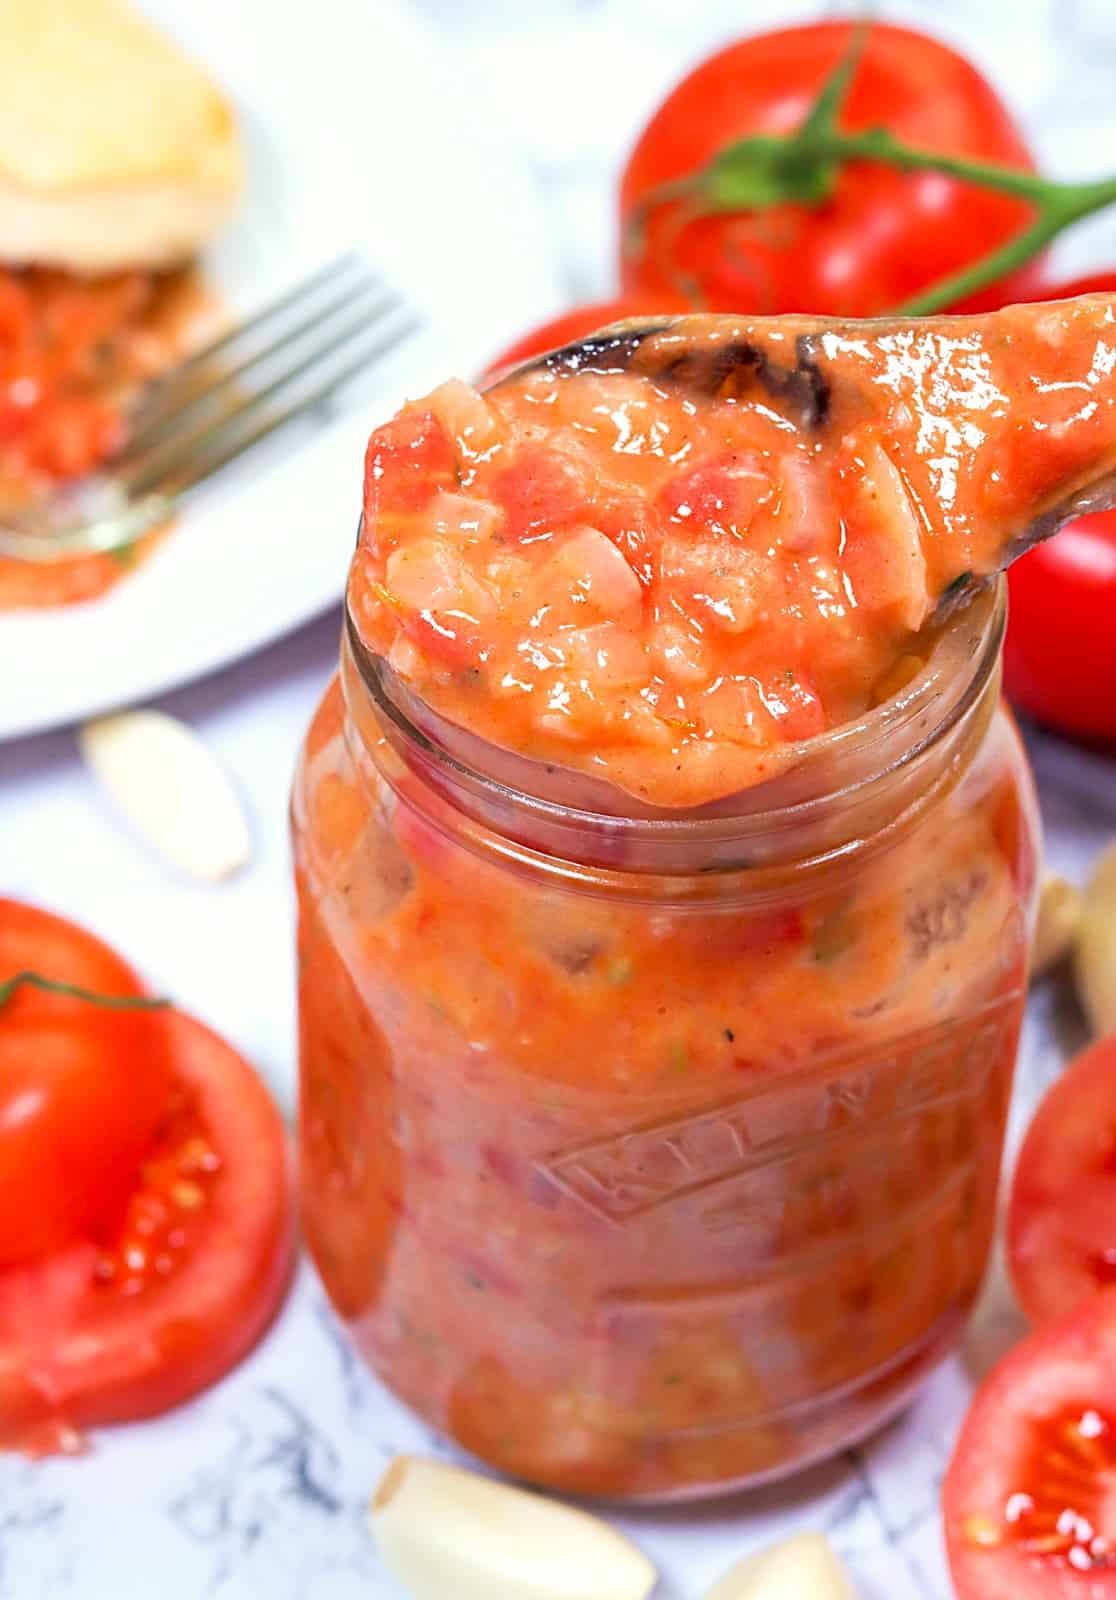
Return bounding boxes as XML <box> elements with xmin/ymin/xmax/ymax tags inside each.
<box><xmin>1008</xmin><ymin>1039</ymin><xmax>1116</xmax><ymax>1328</ymax></box>
<box><xmin>945</xmin><ymin>1292</ymin><xmax>1116</xmax><ymax>1597</ymax></box>
<box><xmin>0</xmin><ymin>900</ymin><xmax>174</xmax><ymax>1265</ymax></box>
<box><xmin>0</xmin><ymin>1010</ymin><xmax>294</xmax><ymax>1452</ymax></box>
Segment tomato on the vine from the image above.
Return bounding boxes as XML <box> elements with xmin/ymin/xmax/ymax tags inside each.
<box><xmin>944</xmin><ymin>1291</ymin><xmax>1116</xmax><ymax>1597</ymax></box>
<box><xmin>0</xmin><ymin>900</ymin><xmax>294</xmax><ymax>1454</ymax></box>
<box><xmin>619</xmin><ymin>21</ymin><xmax>1044</xmax><ymax>316</ymax></box>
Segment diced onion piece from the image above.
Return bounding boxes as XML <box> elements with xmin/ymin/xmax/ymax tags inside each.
<box><xmin>776</xmin><ymin>452</ymin><xmax>831</xmax><ymax>552</ymax></box>
<box><xmin>652</xmin><ymin>620</ymin><xmax>711</xmax><ymax>686</ymax></box>
<box><xmin>79</xmin><ymin>711</ymin><xmax>250</xmax><ymax>882</ymax></box>
<box><xmin>843</xmin><ymin>439</ymin><xmax>930</xmax><ymax>632</ymax></box>
<box><xmin>387</xmin><ymin>634</ymin><xmax>424</xmax><ymax>680</ymax></box>
<box><xmin>699</xmin><ymin>676</ymin><xmax>773</xmax><ymax>744</ymax></box>
<box><xmin>1031</xmin><ymin>874</ymin><xmax>1083</xmax><ymax>979</ymax></box>
<box><xmin>702</xmin><ymin>1532</ymin><xmax>855</xmax><ymax>1600</ymax></box>
<box><xmin>550</xmin><ymin>526</ymin><xmax>644</xmax><ymax>624</ymax></box>
<box><xmin>663</xmin><ymin>535</ymin><xmax>763</xmax><ymax>634</ymax></box>
<box><xmin>429</xmin><ymin>491</ymin><xmax>504</xmax><ymax>544</ymax></box>
<box><xmin>385</xmin><ymin>539</ymin><xmax>494</xmax><ymax>620</ymax></box>
<box><xmin>428</xmin><ymin>378</ymin><xmax>504</xmax><ymax>458</ymax></box>
<box><xmin>1075</xmin><ymin>841</ymin><xmax>1116</xmax><ymax>1035</ymax></box>
<box><xmin>369</xmin><ymin>1456</ymin><xmax>657</xmax><ymax>1600</ymax></box>
<box><xmin>562</xmin><ymin>623</ymin><xmax>648</xmax><ymax>687</ymax></box>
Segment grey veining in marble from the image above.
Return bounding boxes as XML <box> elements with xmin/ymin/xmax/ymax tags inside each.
<box><xmin>3</xmin><ymin>0</ymin><xmax>1116</xmax><ymax>1595</ymax></box>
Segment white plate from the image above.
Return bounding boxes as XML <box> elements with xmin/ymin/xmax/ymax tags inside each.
<box><xmin>0</xmin><ymin>0</ymin><xmax>563</xmax><ymax>744</ymax></box>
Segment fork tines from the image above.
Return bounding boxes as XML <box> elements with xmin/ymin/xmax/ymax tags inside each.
<box><xmin>117</xmin><ymin>253</ymin><xmax>419</xmax><ymax>500</ymax></box>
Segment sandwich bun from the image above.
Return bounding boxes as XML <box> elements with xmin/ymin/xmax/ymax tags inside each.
<box><xmin>0</xmin><ymin>0</ymin><xmax>242</xmax><ymax>273</ymax></box>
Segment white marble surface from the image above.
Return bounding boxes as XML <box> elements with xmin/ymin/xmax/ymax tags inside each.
<box><xmin>3</xmin><ymin>2</ymin><xmax>1116</xmax><ymax>1596</ymax></box>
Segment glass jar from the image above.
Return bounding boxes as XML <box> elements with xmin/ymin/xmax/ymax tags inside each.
<box><xmin>293</xmin><ymin>579</ymin><xmax>1039</xmax><ymax>1502</ymax></box>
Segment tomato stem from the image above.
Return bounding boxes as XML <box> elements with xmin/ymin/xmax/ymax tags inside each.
<box><xmin>0</xmin><ymin>970</ymin><xmax>170</xmax><ymax>1011</ymax></box>
<box><xmin>624</xmin><ymin>20</ymin><xmax>1116</xmax><ymax>315</ymax></box>
<box><xmin>797</xmin><ymin>20</ymin><xmax>871</xmax><ymax>142</ymax></box>
<box><xmin>894</xmin><ymin>168</ymin><xmax>1116</xmax><ymax>313</ymax></box>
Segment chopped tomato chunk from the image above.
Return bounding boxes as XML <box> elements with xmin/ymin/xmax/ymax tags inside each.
<box><xmin>490</xmin><ymin>447</ymin><xmax>587</xmax><ymax>544</ymax></box>
<box><xmin>659</xmin><ymin>451</ymin><xmax>772</xmax><ymax>534</ymax></box>
<box><xmin>364</xmin><ymin>407</ymin><xmax>457</xmax><ymax>522</ymax></box>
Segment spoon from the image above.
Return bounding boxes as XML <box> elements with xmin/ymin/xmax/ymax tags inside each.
<box><xmin>498</xmin><ymin>300</ymin><xmax>1116</xmax><ymax>617</ymax></box>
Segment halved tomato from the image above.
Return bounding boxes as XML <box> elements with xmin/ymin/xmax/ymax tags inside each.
<box><xmin>0</xmin><ymin>899</ymin><xmax>173</xmax><ymax>1265</ymax></box>
<box><xmin>1008</xmin><ymin>1038</ymin><xmax>1116</xmax><ymax>1327</ymax></box>
<box><xmin>0</xmin><ymin>902</ymin><xmax>294</xmax><ymax>1455</ymax></box>
<box><xmin>944</xmin><ymin>1290</ymin><xmax>1116</xmax><ymax>1597</ymax></box>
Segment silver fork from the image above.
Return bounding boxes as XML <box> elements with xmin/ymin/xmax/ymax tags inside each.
<box><xmin>0</xmin><ymin>253</ymin><xmax>420</xmax><ymax>562</ymax></box>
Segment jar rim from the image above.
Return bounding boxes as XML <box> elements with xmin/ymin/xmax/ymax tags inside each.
<box><xmin>342</xmin><ymin>575</ymin><xmax>1006</xmax><ymax>848</ymax></box>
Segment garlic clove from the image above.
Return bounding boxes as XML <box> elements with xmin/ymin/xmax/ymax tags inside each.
<box><xmin>79</xmin><ymin>710</ymin><xmax>250</xmax><ymax>882</ymax></box>
<box><xmin>1075</xmin><ymin>840</ymin><xmax>1116</xmax><ymax>1037</ymax></box>
<box><xmin>702</xmin><ymin>1531</ymin><xmax>855</xmax><ymax>1600</ymax></box>
<box><xmin>369</xmin><ymin>1455</ymin><xmax>657</xmax><ymax>1600</ymax></box>
<box><xmin>1031</xmin><ymin>874</ymin><xmax>1083</xmax><ymax>979</ymax></box>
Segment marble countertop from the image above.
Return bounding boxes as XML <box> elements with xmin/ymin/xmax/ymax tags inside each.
<box><xmin>3</xmin><ymin>2</ymin><xmax>1116</xmax><ymax>1596</ymax></box>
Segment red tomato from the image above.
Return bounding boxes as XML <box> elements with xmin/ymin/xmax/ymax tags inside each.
<box><xmin>620</xmin><ymin>22</ymin><xmax>1043</xmax><ymax>315</ymax></box>
<box><xmin>481</xmin><ymin>295</ymin><xmax>691</xmax><ymax>382</ymax></box>
<box><xmin>1000</xmin><ymin>272</ymin><xmax>1116</xmax><ymax>744</ymax></box>
<box><xmin>1008</xmin><ymin>1038</ymin><xmax>1116</xmax><ymax>1328</ymax></box>
<box><xmin>944</xmin><ymin>1290</ymin><xmax>1116</xmax><ymax>1596</ymax></box>
<box><xmin>0</xmin><ymin>1009</ymin><xmax>294</xmax><ymax>1454</ymax></box>
<box><xmin>0</xmin><ymin>900</ymin><xmax>174</xmax><ymax>1266</ymax></box>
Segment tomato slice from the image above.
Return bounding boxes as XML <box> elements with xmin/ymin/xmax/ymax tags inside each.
<box><xmin>0</xmin><ymin>1010</ymin><xmax>294</xmax><ymax>1454</ymax></box>
<box><xmin>0</xmin><ymin>899</ymin><xmax>174</xmax><ymax>1265</ymax></box>
<box><xmin>945</xmin><ymin>1291</ymin><xmax>1116</xmax><ymax>1597</ymax></box>
<box><xmin>1008</xmin><ymin>1039</ymin><xmax>1116</xmax><ymax>1328</ymax></box>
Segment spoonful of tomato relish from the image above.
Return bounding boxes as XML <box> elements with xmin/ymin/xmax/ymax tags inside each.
<box><xmin>350</xmin><ymin>295</ymin><xmax>1116</xmax><ymax>809</ymax></box>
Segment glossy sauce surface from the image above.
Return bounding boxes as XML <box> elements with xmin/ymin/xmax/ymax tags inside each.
<box><xmin>351</xmin><ymin>299</ymin><xmax>1116</xmax><ymax>807</ymax></box>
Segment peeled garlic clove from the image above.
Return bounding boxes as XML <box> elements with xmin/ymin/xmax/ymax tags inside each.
<box><xmin>79</xmin><ymin>710</ymin><xmax>250</xmax><ymax>882</ymax></box>
<box><xmin>1075</xmin><ymin>840</ymin><xmax>1116</xmax><ymax>1037</ymax></box>
<box><xmin>703</xmin><ymin>1532</ymin><xmax>855</xmax><ymax>1600</ymax></box>
<box><xmin>1031</xmin><ymin>874</ymin><xmax>1083</xmax><ymax>979</ymax></box>
<box><xmin>369</xmin><ymin>1455</ymin><xmax>656</xmax><ymax>1600</ymax></box>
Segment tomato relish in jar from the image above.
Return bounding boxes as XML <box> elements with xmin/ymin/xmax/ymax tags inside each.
<box><xmin>294</xmin><ymin>335</ymin><xmax>1039</xmax><ymax>1499</ymax></box>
